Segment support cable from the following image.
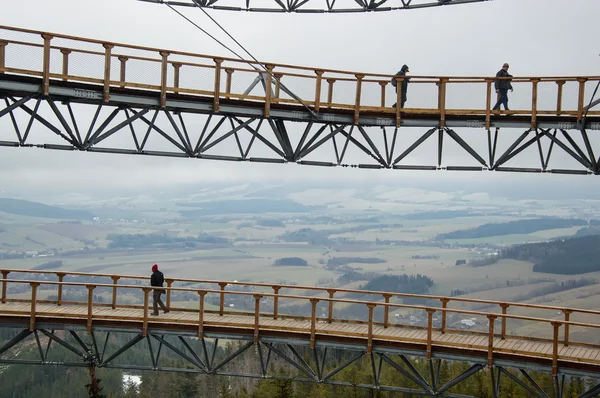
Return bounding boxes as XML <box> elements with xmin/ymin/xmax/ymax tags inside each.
<box><xmin>166</xmin><ymin>4</ymin><xmax>319</xmax><ymax>118</ymax></box>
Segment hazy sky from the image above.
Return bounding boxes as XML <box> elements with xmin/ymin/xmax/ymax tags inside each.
<box><xmin>0</xmin><ymin>0</ymin><xmax>599</xmax><ymax>197</ymax></box>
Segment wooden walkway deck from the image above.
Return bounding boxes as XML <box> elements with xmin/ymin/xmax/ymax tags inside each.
<box><xmin>1</xmin><ymin>302</ymin><xmax>599</xmax><ymax>373</ymax></box>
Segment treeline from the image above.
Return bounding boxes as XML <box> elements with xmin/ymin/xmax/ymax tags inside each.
<box><xmin>362</xmin><ymin>274</ymin><xmax>434</xmax><ymax>295</ymax></box>
<box><xmin>273</xmin><ymin>257</ymin><xmax>308</xmax><ymax>266</ymax></box>
<box><xmin>500</xmin><ymin>235</ymin><xmax>600</xmax><ymax>274</ymax></box>
<box><xmin>107</xmin><ymin>233</ymin><xmax>229</xmax><ymax>249</ymax></box>
<box><xmin>326</xmin><ymin>257</ymin><xmax>386</xmax><ymax>268</ymax></box>
<box><xmin>32</xmin><ymin>260</ymin><xmax>63</xmax><ymax>270</ymax></box>
<box><xmin>436</xmin><ymin>218</ymin><xmax>588</xmax><ymax>240</ymax></box>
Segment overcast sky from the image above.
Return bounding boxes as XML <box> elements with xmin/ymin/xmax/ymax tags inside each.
<box><xmin>1</xmin><ymin>0</ymin><xmax>599</xmax><ymax>198</ymax></box>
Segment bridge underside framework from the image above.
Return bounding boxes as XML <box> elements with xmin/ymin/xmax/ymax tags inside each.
<box><xmin>1</xmin><ymin>319</ymin><xmax>599</xmax><ymax>398</ymax></box>
<box><xmin>1</xmin><ymin>25</ymin><xmax>599</xmax><ymax>175</ymax></box>
<box><xmin>1</xmin><ymin>75</ymin><xmax>600</xmax><ymax>175</ymax></box>
<box><xmin>138</xmin><ymin>0</ymin><xmax>493</xmax><ymax>14</ymax></box>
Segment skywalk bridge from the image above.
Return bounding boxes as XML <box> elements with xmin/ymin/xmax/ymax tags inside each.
<box><xmin>1</xmin><ymin>25</ymin><xmax>600</xmax><ymax>174</ymax></box>
<box><xmin>0</xmin><ymin>269</ymin><xmax>600</xmax><ymax>397</ymax></box>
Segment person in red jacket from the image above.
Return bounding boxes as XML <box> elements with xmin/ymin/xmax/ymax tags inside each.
<box><xmin>150</xmin><ymin>264</ymin><xmax>169</xmax><ymax>315</ymax></box>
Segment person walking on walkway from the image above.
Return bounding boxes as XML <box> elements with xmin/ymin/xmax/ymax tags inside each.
<box><xmin>151</xmin><ymin>263</ymin><xmax>169</xmax><ymax>315</ymax></box>
<box><xmin>392</xmin><ymin>64</ymin><xmax>410</xmax><ymax>108</ymax></box>
<box><xmin>492</xmin><ymin>63</ymin><xmax>513</xmax><ymax>111</ymax></box>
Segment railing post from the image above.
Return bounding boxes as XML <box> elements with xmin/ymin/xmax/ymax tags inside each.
<box><xmin>314</xmin><ymin>70</ymin><xmax>324</xmax><ymax>112</ymax></box>
<box><xmin>383</xmin><ymin>294</ymin><xmax>392</xmax><ymax>328</ymax></box>
<box><xmin>562</xmin><ymin>309</ymin><xmax>572</xmax><ymax>346</ymax></box>
<box><xmin>29</xmin><ymin>282</ymin><xmax>40</xmax><ymax>331</ymax></box>
<box><xmin>56</xmin><ymin>272</ymin><xmax>66</xmax><ymax>306</ymax></box>
<box><xmin>0</xmin><ymin>40</ymin><xmax>7</xmax><ymax>73</ymax></box>
<box><xmin>225</xmin><ymin>68</ymin><xmax>234</xmax><ymax>99</ymax></box>
<box><xmin>198</xmin><ymin>290</ymin><xmax>206</xmax><ymax>339</ymax></box>
<box><xmin>172</xmin><ymin>62</ymin><xmax>182</xmax><ymax>94</ymax></box>
<box><xmin>379</xmin><ymin>81</ymin><xmax>387</xmax><ymax>108</ymax></box>
<box><xmin>1</xmin><ymin>270</ymin><xmax>10</xmax><ymax>303</ymax></box>
<box><xmin>556</xmin><ymin>80</ymin><xmax>565</xmax><ymax>115</ymax></box>
<box><xmin>395</xmin><ymin>76</ymin><xmax>403</xmax><ymax>127</ymax></box>
<box><xmin>487</xmin><ymin>315</ymin><xmax>497</xmax><ymax>367</ymax></box>
<box><xmin>60</xmin><ymin>49</ymin><xmax>71</xmax><ymax>81</ymax></box>
<box><xmin>41</xmin><ymin>34</ymin><xmax>53</xmax><ymax>96</ymax></box>
<box><xmin>551</xmin><ymin>321</ymin><xmax>561</xmax><ymax>376</ymax></box>
<box><xmin>264</xmin><ymin>64</ymin><xmax>274</xmax><ymax>118</ymax></box>
<box><xmin>111</xmin><ymin>276</ymin><xmax>120</xmax><ymax>309</ymax></box>
<box><xmin>500</xmin><ymin>303</ymin><xmax>509</xmax><ymax>339</ymax></box>
<box><xmin>86</xmin><ymin>285</ymin><xmax>95</xmax><ymax>332</ymax></box>
<box><xmin>165</xmin><ymin>279</ymin><xmax>174</xmax><ymax>309</ymax></box>
<box><xmin>577</xmin><ymin>78</ymin><xmax>587</xmax><ymax>123</ymax></box>
<box><xmin>310</xmin><ymin>298</ymin><xmax>319</xmax><ymax>349</ymax></box>
<box><xmin>327</xmin><ymin>289</ymin><xmax>335</xmax><ymax>323</ymax></box>
<box><xmin>438</xmin><ymin>78</ymin><xmax>447</xmax><ymax>128</ymax></box>
<box><xmin>353</xmin><ymin>74</ymin><xmax>365</xmax><ymax>125</ymax></box>
<box><xmin>440</xmin><ymin>298</ymin><xmax>450</xmax><ymax>334</ymax></box>
<box><xmin>253</xmin><ymin>294</ymin><xmax>262</xmax><ymax>344</ymax></box>
<box><xmin>531</xmin><ymin>79</ymin><xmax>539</xmax><ymax>129</ymax></box>
<box><xmin>426</xmin><ymin>308</ymin><xmax>436</xmax><ymax>359</ymax></box>
<box><xmin>218</xmin><ymin>282</ymin><xmax>227</xmax><ymax>316</ymax></box>
<box><xmin>326</xmin><ymin>78</ymin><xmax>335</xmax><ymax>109</ymax></box>
<box><xmin>485</xmin><ymin>79</ymin><xmax>493</xmax><ymax>129</ymax></box>
<box><xmin>213</xmin><ymin>58</ymin><xmax>223</xmax><ymax>112</ymax></box>
<box><xmin>142</xmin><ymin>287</ymin><xmax>151</xmax><ymax>336</ymax></box>
<box><xmin>118</xmin><ymin>56</ymin><xmax>128</xmax><ymax>88</ymax></box>
<box><xmin>273</xmin><ymin>72</ymin><xmax>283</xmax><ymax>103</ymax></box>
<box><xmin>367</xmin><ymin>303</ymin><xmax>376</xmax><ymax>354</ymax></box>
<box><xmin>159</xmin><ymin>51</ymin><xmax>170</xmax><ymax>108</ymax></box>
<box><xmin>102</xmin><ymin>43</ymin><xmax>114</xmax><ymax>102</ymax></box>
<box><xmin>272</xmin><ymin>286</ymin><xmax>281</xmax><ymax>319</ymax></box>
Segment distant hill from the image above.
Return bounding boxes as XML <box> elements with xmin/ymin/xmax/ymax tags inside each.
<box><xmin>178</xmin><ymin>199</ymin><xmax>314</xmax><ymax>216</ymax></box>
<box><xmin>436</xmin><ymin>218</ymin><xmax>588</xmax><ymax>240</ymax></box>
<box><xmin>501</xmin><ymin>235</ymin><xmax>600</xmax><ymax>275</ymax></box>
<box><xmin>0</xmin><ymin>198</ymin><xmax>94</xmax><ymax>220</ymax></box>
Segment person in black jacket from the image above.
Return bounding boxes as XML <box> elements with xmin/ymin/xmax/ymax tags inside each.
<box><xmin>150</xmin><ymin>263</ymin><xmax>169</xmax><ymax>315</ymax></box>
<box><xmin>391</xmin><ymin>64</ymin><xmax>410</xmax><ymax>108</ymax></box>
<box><xmin>492</xmin><ymin>63</ymin><xmax>513</xmax><ymax>111</ymax></box>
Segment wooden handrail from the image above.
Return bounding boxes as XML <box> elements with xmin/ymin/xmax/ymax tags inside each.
<box><xmin>4</xmin><ymin>269</ymin><xmax>600</xmax><ymax>318</ymax></box>
<box><xmin>1</xmin><ymin>277</ymin><xmax>599</xmax><ymax>331</ymax></box>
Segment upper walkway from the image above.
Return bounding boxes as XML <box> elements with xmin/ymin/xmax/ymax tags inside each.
<box><xmin>1</xmin><ymin>268</ymin><xmax>600</xmax><ymax>379</ymax></box>
<box><xmin>1</xmin><ymin>25</ymin><xmax>599</xmax><ymax>130</ymax></box>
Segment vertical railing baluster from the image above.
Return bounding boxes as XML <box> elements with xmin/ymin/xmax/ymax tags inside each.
<box><xmin>142</xmin><ymin>287</ymin><xmax>151</xmax><ymax>336</ymax></box>
<box><xmin>160</xmin><ymin>51</ymin><xmax>170</xmax><ymax>108</ymax></box>
<box><xmin>111</xmin><ymin>276</ymin><xmax>120</xmax><ymax>309</ymax></box>
<box><xmin>556</xmin><ymin>80</ymin><xmax>565</xmax><ymax>115</ymax></box>
<box><xmin>0</xmin><ymin>40</ymin><xmax>7</xmax><ymax>73</ymax></box>
<box><xmin>165</xmin><ymin>279</ymin><xmax>174</xmax><ymax>310</ymax></box>
<box><xmin>367</xmin><ymin>303</ymin><xmax>376</xmax><ymax>354</ymax></box>
<box><xmin>273</xmin><ymin>72</ymin><xmax>283</xmax><ymax>103</ymax></box>
<box><xmin>198</xmin><ymin>290</ymin><xmax>206</xmax><ymax>338</ymax></box>
<box><xmin>379</xmin><ymin>81</ymin><xmax>387</xmax><ymax>108</ymax></box>
<box><xmin>253</xmin><ymin>294</ymin><xmax>262</xmax><ymax>344</ymax></box>
<box><xmin>327</xmin><ymin>289</ymin><xmax>335</xmax><ymax>323</ymax></box>
<box><xmin>213</xmin><ymin>58</ymin><xmax>223</xmax><ymax>112</ymax></box>
<box><xmin>440</xmin><ymin>298</ymin><xmax>449</xmax><ymax>334</ymax></box>
<box><xmin>86</xmin><ymin>285</ymin><xmax>95</xmax><ymax>332</ymax></box>
<box><xmin>225</xmin><ymin>68</ymin><xmax>234</xmax><ymax>99</ymax></box>
<box><xmin>30</xmin><ymin>282</ymin><xmax>40</xmax><ymax>331</ymax></box>
<box><xmin>577</xmin><ymin>78</ymin><xmax>587</xmax><ymax>123</ymax></box>
<box><xmin>118</xmin><ymin>56</ymin><xmax>128</xmax><ymax>88</ymax></box>
<box><xmin>272</xmin><ymin>286</ymin><xmax>281</xmax><ymax>319</ymax></box>
<box><xmin>562</xmin><ymin>309</ymin><xmax>572</xmax><ymax>346</ymax></box>
<box><xmin>1</xmin><ymin>270</ymin><xmax>10</xmax><ymax>303</ymax></box>
<box><xmin>487</xmin><ymin>315</ymin><xmax>497</xmax><ymax>367</ymax></box>
<box><xmin>395</xmin><ymin>76</ymin><xmax>403</xmax><ymax>127</ymax></box>
<box><xmin>56</xmin><ymin>273</ymin><xmax>65</xmax><ymax>306</ymax></box>
<box><xmin>485</xmin><ymin>79</ymin><xmax>493</xmax><ymax>129</ymax></box>
<box><xmin>531</xmin><ymin>79</ymin><xmax>539</xmax><ymax>129</ymax></box>
<box><xmin>551</xmin><ymin>322</ymin><xmax>561</xmax><ymax>376</ymax></box>
<box><xmin>264</xmin><ymin>64</ymin><xmax>273</xmax><ymax>117</ymax></box>
<box><xmin>310</xmin><ymin>298</ymin><xmax>319</xmax><ymax>349</ymax></box>
<box><xmin>219</xmin><ymin>283</ymin><xmax>227</xmax><ymax>316</ymax></box>
<box><xmin>327</xmin><ymin>78</ymin><xmax>335</xmax><ymax>109</ymax></box>
<box><xmin>102</xmin><ymin>43</ymin><xmax>114</xmax><ymax>102</ymax></box>
<box><xmin>353</xmin><ymin>74</ymin><xmax>364</xmax><ymax>125</ymax></box>
<box><xmin>41</xmin><ymin>34</ymin><xmax>53</xmax><ymax>96</ymax></box>
<box><xmin>314</xmin><ymin>70</ymin><xmax>324</xmax><ymax>112</ymax></box>
<box><xmin>438</xmin><ymin>78</ymin><xmax>447</xmax><ymax>128</ymax></box>
<box><xmin>172</xmin><ymin>62</ymin><xmax>182</xmax><ymax>94</ymax></box>
<box><xmin>60</xmin><ymin>49</ymin><xmax>71</xmax><ymax>81</ymax></box>
<box><xmin>383</xmin><ymin>294</ymin><xmax>392</xmax><ymax>328</ymax></box>
<box><xmin>500</xmin><ymin>304</ymin><xmax>509</xmax><ymax>339</ymax></box>
<box><xmin>426</xmin><ymin>309</ymin><xmax>435</xmax><ymax>359</ymax></box>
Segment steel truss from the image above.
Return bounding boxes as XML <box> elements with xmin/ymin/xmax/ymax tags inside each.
<box><xmin>137</xmin><ymin>0</ymin><xmax>491</xmax><ymax>14</ymax></box>
<box><xmin>0</xmin><ymin>327</ymin><xmax>598</xmax><ymax>397</ymax></box>
<box><xmin>1</xmin><ymin>92</ymin><xmax>599</xmax><ymax>175</ymax></box>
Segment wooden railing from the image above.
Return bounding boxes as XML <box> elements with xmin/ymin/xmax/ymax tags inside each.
<box><xmin>1</xmin><ymin>25</ymin><xmax>599</xmax><ymax>129</ymax></box>
<box><xmin>2</xmin><ymin>268</ymin><xmax>600</xmax><ymax>369</ymax></box>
